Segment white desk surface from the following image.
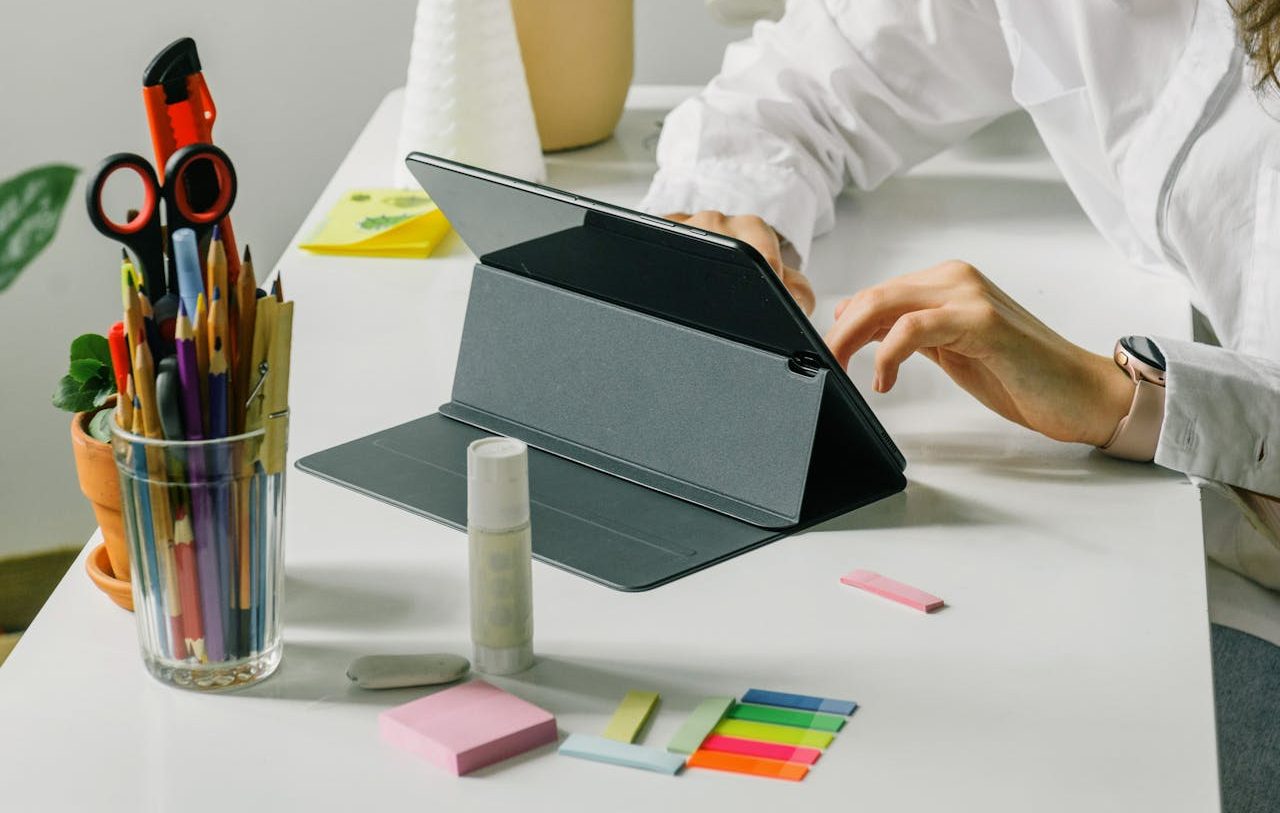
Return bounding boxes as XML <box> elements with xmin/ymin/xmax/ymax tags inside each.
<box><xmin>0</xmin><ymin>88</ymin><xmax>1219</xmax><ymax>811</ymax></box>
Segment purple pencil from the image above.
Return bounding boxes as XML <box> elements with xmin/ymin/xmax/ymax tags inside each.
<box><xmin>175</xmin><ymin>302</ymin><xmax>226</xmax><ymax>662</ymax></box>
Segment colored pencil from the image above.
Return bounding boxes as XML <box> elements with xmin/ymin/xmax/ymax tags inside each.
<box><xmin>124</xmin><ymin>275</ymin><xmax>146</xmax><ymax>362</ymax></box>
<box><xmin>173</xmin><ymin>308</ymin><xmax>226</xmax><ymax>662</ymax></box>
<box><xmin>207</xmin><ymin>287</ymin><xmax>238</xmax><ymax>656</ymax></box>
<box><xmin>195</xmin><ymin>291</ymin><xmax>210</xmax><ymax>435</ymax></box>
<box><xmin>209</xmin><ymin>228</ymin><xmax>235</xmax><ymax>424</ymax></box>
<box><xmin>233</xmin><ymin>246</ymin><xmax>257</xmax><ymax>434</ymax></box>
<box><xmin>209</xmin><ymin>288</ymin><xmax>228</xmax><ymax>440</ymax></box>
<box><xmin>124</xmin><ymin>377</ymin><xmax>164</xmax><ymax>650</ymax></box>
<box><xmin>172</xmin><ymin>503</ymin><xmax>207</xmax><ymax>662</ymax></box>
<box><xmin>207</xmin><ymin>227</ymin><xmax>228</xmax><ymax>316</ymax></box>
<box><xmin>129</xmin><ymin>350</ymin><xmax>182</xmax><ymax>660</ymax></box>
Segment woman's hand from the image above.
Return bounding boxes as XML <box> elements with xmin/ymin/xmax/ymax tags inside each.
<box><xmin>826</xmin><ymin>260</ymin><xmax>1136</xmax><ymax>446</ymax></box>
<box><xmin>663</xmin><ymin>211</ymin><xmax>816</xmax><ymax>315</ymax></box>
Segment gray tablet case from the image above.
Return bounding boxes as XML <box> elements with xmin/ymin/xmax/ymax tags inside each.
<box><xmin>298</xmin><ymin>263</ymin><xmax>903</xmax><ymax>591</ymax></box>
<box><xmin>299</xmin><ymin>152</ymin><xmax>905</xmax><ymax>591</ymax></box>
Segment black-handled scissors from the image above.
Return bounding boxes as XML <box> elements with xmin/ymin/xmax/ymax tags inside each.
<box><xmin>85</xmin><ymin>142</ymin><xmax>237</xmax><ymax>300</ymax></box>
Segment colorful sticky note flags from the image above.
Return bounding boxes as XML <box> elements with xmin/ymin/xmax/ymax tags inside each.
<box><xmin>700</xmin><ymin>734</ymin><xmax>822</xmax><ymax>765</ymax></box>
<box><xmin>728</xmin><ymin>702</ymin><xmax>845</xmax><ymax>732</ymax></box>
<box><xmin>559</xmin><ymin>734</ymin><xmax>686</xmax><ymax>774</ymax></box>
<box><xmin>602</xmin><ymin>690</ymin><xmax>660</xmax><ymax>743</ymax></box>
<box><xmin>687</xmin><ymin>749</ymin><xmax>809</xmax><ymax>781</ymax></box>
<box><xmin>712</xmin><ymin>719</ymin><xmax>835</xmax><ymax>749</ymax></box>
<box><xmin>742</xmin><ymin>688</ymin><xmax>858</xmax><ymax>716</ymax></box>
<box><xmin>840</xmin><ymin>568</ymin><xmax>945</xmax><ymax>613</ymax></box>
<box><xmin>667</xmin><ymin>696</ymin><xmax>734</xmax><ymax>754</ymax></box>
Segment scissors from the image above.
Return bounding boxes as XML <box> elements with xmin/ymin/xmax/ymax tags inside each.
<box><xmin>86</xmin><ymin>142</ymin><xmax>237</xmax><ymax>305</ymax></box>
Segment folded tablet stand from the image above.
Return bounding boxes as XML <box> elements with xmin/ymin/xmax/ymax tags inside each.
<box><xmin>298</xmin><ymin>264</ymin><xmax>904</xmax><ymax>590</ymax></box>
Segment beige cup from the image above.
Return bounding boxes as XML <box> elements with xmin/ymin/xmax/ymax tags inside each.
<box><xmin>511</xmin><ymin>0</ymin><xmax>634</xmax><ymax>152</ymax></box>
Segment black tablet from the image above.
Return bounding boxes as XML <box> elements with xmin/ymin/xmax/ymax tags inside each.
<box><xmin>296</xmin><ymin>153</ymin><xmax>906</xmax><ymax>591</ymax></box>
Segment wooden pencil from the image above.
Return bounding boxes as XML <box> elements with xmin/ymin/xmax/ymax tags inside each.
<box><xmin>132</xmin><ymin>345</ymin><xmax>182</xmax><ymax>658</ymax></box>
<box><xmin>194</xmin><ymin>291</ymin><xmax>210</xmax><ymax>436</ymax></box>
<box><xmin>172</xmin><ymin>502</ymin><xmax>207</xmax><ymax>662</ymax></box>
<box><xmin>233</xmin><ymin>246</ymin><xmax>258</xmax><ymax>434</ymax></box>
<box><xmin>207</xmin><ymin>226</ymin><xmax>228</xmax><ymax>304</ymax></box>
<box><xmin>124</xmin><ymin>276</ymin><xmax>145</xmax><ymax>361</ymax></box>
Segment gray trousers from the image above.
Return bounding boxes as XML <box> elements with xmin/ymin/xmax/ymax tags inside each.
<box><xmin>1213</xmin><ymin>623</ymin><xmax>1280</xmax><ymax>812</ymax></box>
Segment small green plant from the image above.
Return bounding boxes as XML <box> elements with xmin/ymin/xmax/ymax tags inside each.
<box><xmin>52</xmin><ymin>333</ymin><xmax>117</xmax><ymax>443</ymax></box>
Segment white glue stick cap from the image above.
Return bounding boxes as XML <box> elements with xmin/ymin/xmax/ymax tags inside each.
<box><xmin>467</xmin><ymin>437</ymin><xmax>530</xmax><ymax>531</ymax></box>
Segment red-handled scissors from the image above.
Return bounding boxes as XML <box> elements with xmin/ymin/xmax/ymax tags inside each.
<box><xmin>86</xmin><ymin>142</ymin><xmax>237</xmax><ymax>301</ymax></box>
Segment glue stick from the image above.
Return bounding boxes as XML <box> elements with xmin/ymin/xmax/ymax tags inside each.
<box><xmin>466</xmin><ymin>437</ymin><xmax>535</xmax><ymax>675</ymax></box>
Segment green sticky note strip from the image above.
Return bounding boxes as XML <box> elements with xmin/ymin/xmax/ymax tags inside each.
<box><xmin>602</xmin><ymin>690</ymin><xmax>660</xmax><ymax>743</ymax></box>
<box><xmin>667</xmin><ymin>696</ymin><xmax>734</xmax><ymax>754</ymax></box>
<box><xmin>713</xmin><ymin>719</ymin><xmax>835</xmax><ymax>749</ymax></box>
<box><xmin>728</xmin><ymin>702</ymin><xmax>846</xmax><ymax>732</ymax></box>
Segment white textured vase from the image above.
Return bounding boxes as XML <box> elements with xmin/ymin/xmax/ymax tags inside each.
<box><xmin>393</xmin><ymin>0</ymin><xmax>546</xmax><ymax>188</ymax></box>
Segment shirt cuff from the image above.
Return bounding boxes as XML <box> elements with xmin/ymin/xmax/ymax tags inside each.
<box><xmin>1153</xmin><ymin>336</ymin><xmax>1280</xmax><ymax>498</ymax></box>
<box><xmin>639</xmin><ymin>163</ymin><xmax>822</xmax><ymax>269</ymax></box>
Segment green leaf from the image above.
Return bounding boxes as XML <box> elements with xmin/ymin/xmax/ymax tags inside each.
<box><xmin>91</xmin><ymin>375</ymin><xmax>116</xmax><ymax>405</ymax></box>
<box><xmin>52</xmin><ymin>374</ymin><xmax>95</xmax><ymax>413</ymax></box>
<box><xmin>70</xmin><ymin>333</ymin><xmax>111</xmax><ymax>366</ymax></box>
<box><xmin>0</xmin><ymin>164</ymin><xmax>79</xmax><ymax>293</ymax></box>
<box><xmin>88</xmin><ymin>409</ymin><xmax>115</xmax><ymax>444</ymax></box>
<box><xmin>68</xmin><ymin>357</ymin><xmax>104</xmax><ymax>384</ymax></box>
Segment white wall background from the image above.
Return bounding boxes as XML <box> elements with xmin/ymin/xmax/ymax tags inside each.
<box><xmin>0</xmin><ymin>1</ymin><xmax>748</xmax><ymax>557</ymax></box>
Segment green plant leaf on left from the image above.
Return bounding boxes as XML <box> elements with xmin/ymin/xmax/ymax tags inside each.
<box><xmin>70</xmin><ymin>333</ymin><xmax>111</xmax><ymax>366</ymax></box>
<box><xmin>52</xmin><ymin>374</ymin><xmax>96</xmax><ymax>413</ymax></box>
<box><xmin>0</xmin><ymin>164</ymin><xmax>78</xmax><ymax>293</ymax></box>
<box><xmin>69</xmin><ymin>357</ymin><xmax>105</xmax><ymax>384</ymax></box>
<box><xmin>88</xmin><ymin>409</ymin><xmax>115</xmax><ymax>444</ymax></box>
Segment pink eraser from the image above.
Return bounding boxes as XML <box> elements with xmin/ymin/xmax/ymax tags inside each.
<box><xmin>840</xmin><ymin>569</ymin><xmax>945</xmax><ymax>613</ymax></box>
<box><xmin>379</xmin><ymin>680</ymin><xmax>557</xmax><ymax>775</ymax></box>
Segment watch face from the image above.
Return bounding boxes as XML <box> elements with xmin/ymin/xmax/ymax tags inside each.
<box><xmin>1121</xmin><ymin>335</ymin><xmax>1166</xmax><ymax>372</ymax></box>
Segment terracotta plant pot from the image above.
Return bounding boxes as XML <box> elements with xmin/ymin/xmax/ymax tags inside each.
<box><xmin>70</xmin><ymin>398</ymin><xmax>132</xmax><ymax>609</ymax></box>
<box><xmin>511</xmin><ymin>0</ymin><xmax>634</xmax><ymax>152</ymax></box>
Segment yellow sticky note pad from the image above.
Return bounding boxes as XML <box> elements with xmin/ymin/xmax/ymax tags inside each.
<box><xmin>602</xmin><ymin>691</ymin><xmax>660</xmax><ymax>743</ymax></box>
<box><xmin>299</xmin><ymin>188</ymin><xmax>452</xmax><ymax>259</ymax></box>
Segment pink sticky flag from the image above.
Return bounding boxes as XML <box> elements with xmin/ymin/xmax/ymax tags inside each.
<box><xmin>701</xmin><ymin>734</ymin><xmax>822</xmax><ymax>765</ymax></box>
<box><xmin>841</xmin><ymin>569</ymin><xmax>945</xmax><ymax>613</ymax></box>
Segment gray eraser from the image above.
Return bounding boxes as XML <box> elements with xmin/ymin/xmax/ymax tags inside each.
<box><xmin>346</xmin><ymin>653</ymin><xmax>471</xmax><ymax>690</ymax></box>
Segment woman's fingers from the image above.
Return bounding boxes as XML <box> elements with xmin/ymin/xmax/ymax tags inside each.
<box><xmin>825</xmin><ymin>282</ymin><xmax>945</xmax><ymax>367</ymax></box>
<box><xmin>872</xmin><ymin>308</ymin><xmax>963</xmax><ymax>392</ymax></box>
<box><xmin>782</xmin><ymin>265</ymin><xmax>816</xmax><ymax>315</ymax></box>
<box><xmin>728</xmin><ymin>214</ymin><xmax>784</xmax><ymax>277</ymax></box>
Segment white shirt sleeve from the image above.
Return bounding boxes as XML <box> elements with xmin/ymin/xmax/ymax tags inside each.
<box><xmin>1154</xmin><ymin>337</ymin><xmax>1280</xmax><ymax>499</ymax></box>
<box><xmin>639</xmin><ymin>0</ymin><xmax>1018</xmax><ymax>265</ymax></box>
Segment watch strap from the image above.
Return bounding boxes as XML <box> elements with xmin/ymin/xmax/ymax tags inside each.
<box><xmin>1099</xmin><ymin>379</ymin><xmax>1165</xmax><ymax>461</ymax></box>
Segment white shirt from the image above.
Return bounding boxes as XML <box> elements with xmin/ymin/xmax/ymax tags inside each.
<box><xmin>641</xmin><ymin>0</ymin><xmax>1280</xmax><ymax>644</ymax></box>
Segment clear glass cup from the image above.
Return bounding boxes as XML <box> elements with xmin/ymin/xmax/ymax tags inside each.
<box><xmin>110</xmin><ymin>413</ymin><xmax>288</xmax><ymax>690</ymax></box>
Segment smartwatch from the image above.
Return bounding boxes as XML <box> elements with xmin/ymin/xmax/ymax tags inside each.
<box><xmin>1098</xmin><ymin>335</ymin><xmax>1167</xmax><ymax>462</ymax></box>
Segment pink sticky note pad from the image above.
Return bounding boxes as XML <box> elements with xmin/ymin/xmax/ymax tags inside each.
<box><xmin>841</xmin><ymin>569</ymin><xmax>945</xmax><ymax>613</ymax></box>
<box><xmin>379</xmin><ymin>680</ymin><xmax>558</xmax><ymax>775</ymax></box>
<box><xmin>701</xmin><ymin>734</ymin><xmax>822</xmax><ymax>765</ymax></box>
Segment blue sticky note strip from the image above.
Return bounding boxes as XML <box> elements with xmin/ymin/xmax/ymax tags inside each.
<box><xmin>742</xmin><ymin>689</ymin><xmax>858</xmax><ymax>717</ymax></box>
<box><xmin>559</xmin><ymin>734</ymin><xmax>686</xmax><ymax>775</ymax></box>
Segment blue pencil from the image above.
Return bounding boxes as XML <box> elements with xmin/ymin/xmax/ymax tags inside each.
<box><xmin>128</xmin><ymin>402</ymin><xmax>169</xmax><ymax>659</ymax></box>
